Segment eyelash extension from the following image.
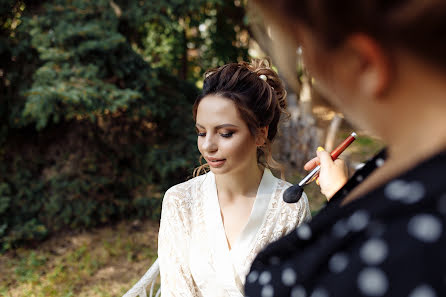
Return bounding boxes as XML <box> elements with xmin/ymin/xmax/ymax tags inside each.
<box><xmin>220</xmin><ymin>132</ymin><xmax>234</xmax><ymax>138</ymax></box>
<box><xmin>196</xmin><ymin>132</ymin><xmax>234</xmax><ymax>137</ymax></box>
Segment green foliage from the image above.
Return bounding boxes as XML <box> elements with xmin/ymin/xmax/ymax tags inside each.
<box><xmin>0</xmin><ymin>0</ymin><xmax>249</xmax><ymax>251</ymax></box>
<box><xmin>116</xmin><ymin>0</ymin><xmax>249</xmax><ymax>80</ymax></box>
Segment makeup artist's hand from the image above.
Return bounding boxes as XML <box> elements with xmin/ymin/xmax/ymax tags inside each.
<box><xmin>304</xmin><ymin>147</ymin><xmax>348</xmax><ymax>200</ymax></box>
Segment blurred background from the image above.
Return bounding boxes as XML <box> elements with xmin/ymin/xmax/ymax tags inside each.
<box><xmin>0</xmin><ymin>0</ymin><xmax>383</xmax><ymax>296</ymax></box>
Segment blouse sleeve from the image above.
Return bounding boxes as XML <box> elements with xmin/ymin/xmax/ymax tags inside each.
<box><xmin>158</xmin><ymin>188</ymin><xmax>199</xmax><ymax>297</ymax></box>
<box><xmin>270</xmin><ymin>187</ymin><xmax>312</xmax><ymax>243</ymax></box>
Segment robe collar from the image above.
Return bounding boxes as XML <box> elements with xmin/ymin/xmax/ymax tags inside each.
<box><xmin>203</xmin><ymin>168</ymin><xmax>277</xmax><ymax>294</ymax></box>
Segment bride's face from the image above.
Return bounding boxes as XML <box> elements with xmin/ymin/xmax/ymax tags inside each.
<box><xmin>195</xmin><ymin>95</ymin><xmax>260</xmax><ymax>175</ymax></box>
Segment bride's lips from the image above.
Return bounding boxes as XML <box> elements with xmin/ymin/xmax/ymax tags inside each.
<box><xmin>206</xmin><ymin>157</ymin><xmax>226</xmax><ymax>168</ymax></box>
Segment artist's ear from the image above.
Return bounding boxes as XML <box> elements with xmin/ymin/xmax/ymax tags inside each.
<box><xmin>344</xmin><ymin>34</ymin><xmax>392</xmax><ymax>98</ymax></box>
<box><xmin>255</xmin><ymin>126</ymin><xmax>268</xmax><ymax>146</ymax></box>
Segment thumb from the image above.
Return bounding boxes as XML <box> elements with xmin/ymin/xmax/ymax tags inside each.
<box><xmin>316</xmin><ymin>147</ymin><xmax>334</xmax><ymax>166</ymax></box>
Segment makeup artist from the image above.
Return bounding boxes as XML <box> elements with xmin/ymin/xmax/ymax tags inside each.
<box><xmin>245</xmin><ymin>1</ymin><xmax>446</xmax><ymax>296</ymax></box>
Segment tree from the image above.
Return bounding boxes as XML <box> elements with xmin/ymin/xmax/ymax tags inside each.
<box><xmin>0</xmin><ymin>0</ymin><xmax>249</xmax><ymax>250</ymax></box>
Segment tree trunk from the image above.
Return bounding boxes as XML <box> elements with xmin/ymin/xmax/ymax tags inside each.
<box><xmin>273</xmin><ymin>73</ymin><xmax>320</xmax><ymax>178</ymax></box>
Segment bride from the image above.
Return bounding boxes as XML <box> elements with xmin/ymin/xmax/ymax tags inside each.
<box><xmin>157</xmin><ymin>59</ymin><xmax>312</xmax><ymax>296</ymax></box>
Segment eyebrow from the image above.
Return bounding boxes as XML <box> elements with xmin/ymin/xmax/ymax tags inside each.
<box><xmin>195</xmin><ymin>123</ymin><xmax>239</xmax><ymax>129</ymax></box>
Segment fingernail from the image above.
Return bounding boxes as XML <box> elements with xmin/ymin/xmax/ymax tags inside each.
<box><xmin>317</xmin><ymin>146</ymin><xmax>325</xmax><ymax>152</ymax></box>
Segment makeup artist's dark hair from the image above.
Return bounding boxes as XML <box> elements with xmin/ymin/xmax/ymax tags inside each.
<box><xmin>251</xmin><ymin>0</ymin><xmax>446</xmax><ymax>70</ymax></box>
<box><xmin>192</xmin><ymin>58</ymin><xmax>288</xmax><ymax>177</ymax></box>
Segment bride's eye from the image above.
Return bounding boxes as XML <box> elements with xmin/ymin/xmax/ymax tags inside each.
<box><xmin>220</xmin><ymin>132</ymin><xmax>234</xmax><ymax>138</ymax></box>
<box><xmin>196</xmin><ymin>128</ymin><xmax>206</xmax><ymax>137</ymax></box>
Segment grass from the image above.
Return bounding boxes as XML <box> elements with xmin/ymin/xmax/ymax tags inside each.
<box><xmin>0</xmin><ymin>220</ymin><xmax>159</xmax><ymax>297</ymax></box>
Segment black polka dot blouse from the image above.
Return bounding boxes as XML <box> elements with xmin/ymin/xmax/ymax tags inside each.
<box><xmin>245</xmin><ymin>149</ymin><xmax>446</xmax><ymax>297</ymax></box>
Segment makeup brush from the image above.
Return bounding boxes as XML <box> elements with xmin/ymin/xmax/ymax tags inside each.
<box><xmin>283</xmin><ymin>132</ymin><xmax>357</xmax><ymax>203</ymax></box>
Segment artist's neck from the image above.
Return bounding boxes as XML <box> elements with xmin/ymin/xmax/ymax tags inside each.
<box><xmin>381</xmin><ymin>80</ymin><xmax>446</xmax><ymax>169</ymax></box>
<box><xmin>344</xmin><ymin>68</ymin><xmax>446</xmax><ymax>204</ymax></box>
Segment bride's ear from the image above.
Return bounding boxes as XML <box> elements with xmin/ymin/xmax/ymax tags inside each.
<box><xmin>255</xmin><ymin>126</ymin><xmax>268</xmax><ymax>146</ymax></box>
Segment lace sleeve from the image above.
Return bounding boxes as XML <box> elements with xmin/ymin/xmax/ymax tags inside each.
<box><xmin>277</xmin><ymin>190</ymin><xmax>312</xmax><ymax>237</ymax></box>
<box><xmin>158</xmin><ymin>188</ymin><xmax>199</xmax><ymax>297</ymax></box>
<box><xmin>297</xmin><ymin>191</ymin><xmax>312</xmax><ymax>224</ymax></box>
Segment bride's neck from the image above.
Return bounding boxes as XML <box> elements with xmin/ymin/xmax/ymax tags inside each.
<box><xmin>214</xmin><ymin>164</ymin><xmax>263</xmax><ymax>201</ymax></box>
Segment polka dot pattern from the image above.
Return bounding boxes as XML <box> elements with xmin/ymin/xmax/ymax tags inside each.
<box><xmin>360</xmin><ymin>238</ymin><xmax>388</xmax><ymax>265</ymax></box>
<box><xmin>408</xmin><ymin>214</ymin><xmax>443</xmax><ymax>243</ymax></box>
<box><xmin>357</xmin><ymin>268</ymin><xmax>388</xmax><ymax>296</ymax></box>
<box><xmin>408</xmin><ymin>284</ymin><xmax>437</xmax><ymax>297</ymax></box>
<box><xmin>355</xmin><ymin>163</ymin><xmax>366</xmax><ymax>170</ymax></box>
<box><xmin>247</xmin><ymin>271</ymin><xmax>259</xmax><ymax>283</ymax></box>
<box><xmin>259</xmin><ymin>271</ymin><xmax>272</xmax><ymax>285</ymax></box>
<box><xmin>291</xmin><ymin>286</ymin><xmax>306</xmax><ymax>297</ymax></box>
<box><xmin>261</xmin><ymin>285</ymin><xmax>274</xmax><ymax>297</ymax></box>
<box><xmin>310</xmin><ymin>287</ymin><xmax>329</xmax><ymax>297</ymax></box>
<box><xmin>375</xmin><ymin>158</ymin><xmax>385</xmax><ymax>167</ymax></box>
<box><xmin>296</xmin><ymin>224</ymin><xmax>312</xmax><ymax>240</ymax></box>
<box><xmin>244</xmin><ymin>149</ymin><xmax>446</xmax><ymax>297</ymax></box>
<box><xmin>328</xmin><ymin>252</ymin><xmax>349</xmax><ymax>273</ymax></box>
<box><xmin>332</xmin><ymin>219</ymin><xmax>349</xmax><ymax>238</ymax></box>
<box><xmin>348</xmin><ymin>210</ymin><xmax>370</xmax><ymax>231</ymax></box>
<box><xmin>384</xmin><ymin>180</ymin><xmax>425</xmax><ymax>204</ymax></box>
<box><xmin>281</xmin><ymin>267</ymin><xmax>297</xmax><ymax>286</ymax></box>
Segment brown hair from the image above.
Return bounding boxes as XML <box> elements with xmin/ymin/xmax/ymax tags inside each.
<box><xmin>192</xmin><ymin>58</ymin><xmax>288</xmax><ymax>177</ymax></box>
<box><xmin>251</xmin><ymin>0</ymin><xmax>446</xmax><ymax>69</ymax></box>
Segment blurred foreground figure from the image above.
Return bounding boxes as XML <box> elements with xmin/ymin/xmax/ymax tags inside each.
<box><xmin>245</xmin><ymin>1</ymin><xmax>446</xmax><ymax>296</ymax></box>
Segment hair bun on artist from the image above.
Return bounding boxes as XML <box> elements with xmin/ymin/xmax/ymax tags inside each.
<box><xmin>193</xmin><ymin>58</ymin><xmax>288</xmax><ymax>176</ymax></box>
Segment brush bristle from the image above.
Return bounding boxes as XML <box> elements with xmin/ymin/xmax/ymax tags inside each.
<box><xmin>283</xmin><ymin>185</ymin><xmax>304</xmax><ymax>203</ymax></box>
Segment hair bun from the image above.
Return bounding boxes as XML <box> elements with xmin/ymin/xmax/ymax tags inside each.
<box><xmin>242</xmin><ymin>58</ymin><xmax>288</xmax><ymax>114</ymax></box>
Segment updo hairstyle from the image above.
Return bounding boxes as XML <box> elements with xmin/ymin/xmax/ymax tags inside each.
<box><xmin>192</xmin><ymin>58</ymin><xmax>288</xmax><ymax>177</ymax></box>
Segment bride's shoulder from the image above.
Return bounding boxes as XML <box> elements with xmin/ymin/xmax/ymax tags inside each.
<box><xmin>275</xmin><ymin>177</ymin><xmax>293</xmax><ymax>191</ymax></box>
<box><xmin>272</xmin><ymin>175</ymin><xmax>310</xmax><ymax>208</ymax></box>
<box><xmin>162</xmin><ymin>173</ymin><xmax>209</xmax><ymax>206</ymax></box>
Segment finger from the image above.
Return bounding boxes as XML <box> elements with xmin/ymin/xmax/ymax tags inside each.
<box><xmin>316</xmin><ymin>147</ymin><xmax>334</xmax><ymax>166</ymax></box>
<box><xmin>304</xmin><ymin>156</ymin><xmax>320</xmax><ymax>171</ymax></box>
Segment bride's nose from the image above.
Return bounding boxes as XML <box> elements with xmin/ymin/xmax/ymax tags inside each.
<box><xmin>201</xmin><ymin>135</ymin><xmax>218</xmax><ymax>153</ymax></box>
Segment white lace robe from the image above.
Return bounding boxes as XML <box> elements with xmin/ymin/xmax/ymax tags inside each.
<box><xmin>158</xmin><ymin>169</ymin><xmax>311</xmax><ymax>297</ymax></box>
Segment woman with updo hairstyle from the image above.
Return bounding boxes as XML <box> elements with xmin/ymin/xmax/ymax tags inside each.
<box><xmin>157</xmin><ymin>59</ymin><xmax>312</xmax><ymax>296</ymax></box>
<box><xmin>244</xmin><ymin>1</ymin><xmax>446</xmax><ymax>297</ymax></box>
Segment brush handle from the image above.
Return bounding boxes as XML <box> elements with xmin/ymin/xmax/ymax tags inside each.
<box><xmin>298</xmin><ymin>165</ymin><xmax>320</xmax><ymax>187</ymax></box>
<box><xmin>330</xmin><ymin>132</ymin><xmax>357</xmax><ymax>160</ymax></box>
<box><xmin>304</xmin><ymin>132</ymin><xmax>357</xmax><ymax>185</ymax></box>
<box><xmin>283</xmin><ymin>132</ymin><xmax>357</xmax><ymax>204</ymax></box>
